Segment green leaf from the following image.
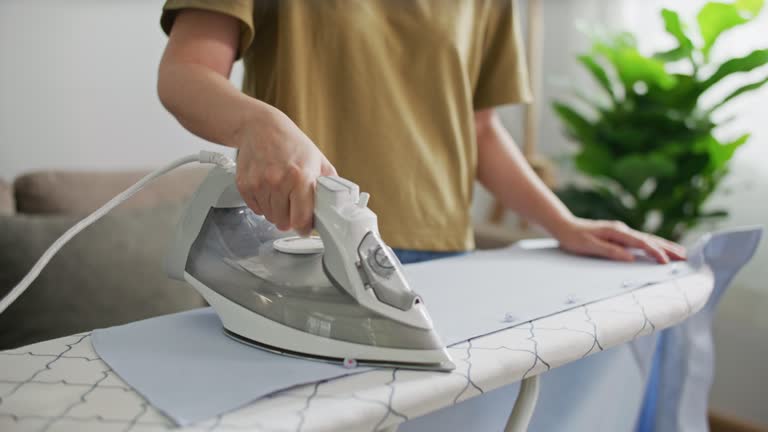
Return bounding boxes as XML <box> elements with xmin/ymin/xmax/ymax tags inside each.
<box><xmin>699</xmin><ymin>209</ymin><xmax>729</xmax><ymax>219</ymax></box>
<box><xmin>698</xmin><ymin>2</ymin><xmax>752</xmax><ymax>59</ymax></box>
<box><xmin>710</xmin><ymin>74</ymin><xmax>768</xmax><ymax>111</ymax></box>
<box><xmin>553</xmin><ymin>102</ymin><xmax>594</xmax><ymax>141</ymax></box>
<box><xmin>644</xmin><ymin>73</ymin><xmax>702</xmax><ymax>111</ymax></box>
<box><xmin>575</xmin><ymin>144</ymin><xmax>614</xmax><ymax>178</ymax></box>
<box><xmin>736</xmin><ymin>0</ymin><xmax>764</xmax><ymax>15</ymax></box>
<box><xmin>577</xmin><ymin>54</ymin><xmax>615</xmax><ymax>99</ymax></box>
<box><xmin>654</xmin><ymin>47</ymin><xmax>693</xmax><ymax>63</ymax></box>
<box><xmin>595</xmin><ymin>42</ymin><xmax>677</xmax><ymax>89</ymax></box>
<box><xmin>702</xmin><ymin>49</ymin><xmax>768</xmax><ymax>90</ymax></box>
<box><xmin>611</xmin><ymin>153</ymin><xmax>677</xmax><ymax>193</ymax></box>
<box><xmin>556</xmin><ymin>185</ymin><xmax>638</xmax><ymax>226</ymax></box>
<box><xmin>712</xmin><ymin>133</ymin><xmax>750</xmax><ymax>170</ymax></box>
<box><xmin>654</xmin><ymin>9</ymin><xmax>693</xmax><ymax>62</ymax></box>
<box><xmin>694</xmin><ymin>133</ymin><xmax>749</xmax><ymax>172</ymax></box>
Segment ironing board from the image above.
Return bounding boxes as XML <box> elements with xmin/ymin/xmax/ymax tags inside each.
<box><xmin>0</xmin><ymin>266</ymin><xmax>712</xmax><ymax>432</ymax></box>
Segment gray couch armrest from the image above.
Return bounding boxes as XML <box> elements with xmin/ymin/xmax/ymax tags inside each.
<box><xmin>0</xmin><ymin>204</ymin><xmax>206</xmax><ymax>349</ymax></box>
<box><xmin>0</xmin><ymin>178</ymin><xmax>14</xmax><ymax>215</ymax></box>
<box><xmin>13</xmin><ymin>167</ymin><xmax>209</xmax><ymax>214</ymax></box>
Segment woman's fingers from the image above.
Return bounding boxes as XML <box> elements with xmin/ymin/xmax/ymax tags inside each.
<box><xmin>270</xmin><ymin>191</ymin><xmax>290</xmax><ymax>231</ymax></box>
<box><xmin>236</xmin><ymin>170</ymin><xmax>264</xmax><ymax>216</ymax></box>
<box><xmin>599</xmin><ymin>226</ymin><xmax>670</xmax><ymax>264</ymax></box>
<box><xmin>241</xmin><ymin>194</ymin><xmax>262</xmax><ymax>216</ymax></box>
<box><xmin>557</xmin><ymin>217</ymin><xmax>687</xmax><ymax>264</ymax></box>
<box><xmin>289</xmin><ymin>183</ymin><xmax>315</xmax><ymax>236</ymax></box>
<box><xmin>320</xmin><ymin>160</ymin><xmax>337</xmax><ymax>177</ymax></box>
<box><xmin>266</xmin><ymin>167</ymin><xmax>295</xmax><ymax>230</ymax></box>
<box><xmin>241</xmin><ymin>168</ymin><xmax>323</xmax><ymax>233</ymax></box>
<box><xmin>599</xmin><ymin>224</ymin><xmax>688</xmax><ymax>263</ymax></box>
<box><xmin>664</xmin><ymin>245</ymin><xmax>687</xmax><ymax>261</ymax></box>
<box><xmin>586</xmin><ymin>237</ymin><xmax>635</xmax><ymax>262</ymax></box>
<box><xmin>236</xmin><ymin>157</ymin><xmax>335</xmax><ymax>234</ymax></box>
<box><xmin>649</xmin><ymin>234</ymin><xmax>687</xmax><ymax>260</ymax></box>
<box><xmin>255</xmin><ymin>190</ymin><xmax>273</xmax><ymax>222</ymax></box>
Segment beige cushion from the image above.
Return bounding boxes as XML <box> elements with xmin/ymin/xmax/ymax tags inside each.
<box><xmin>0</xmin><ymin>204</ymin><xmax>206</xmax><ymax>349</ymax></box>
<box><xmin>0</xmin><ymin>178</ymin><xmax>14</xmax><ymax>215</ymax></box>
<box><xmin>473</xmin><ymin>223</ymin><xmax>526</xmax><ymax>250</ymax></box>
<box><xmin>473</xmin><ymin>223</ymin><xmax>552</xmax><ymax>250</ymax></box>
<box><xmin>13</xmin><ymin>167</ymin><xmax>209</xmax><ymax>214</ymax></box>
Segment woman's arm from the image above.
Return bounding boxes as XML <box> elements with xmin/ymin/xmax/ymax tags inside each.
<box><xmin>158</xmin><ymin>9</ymin><xmax>256</xmax><ymax>145</ymax></box>
<box><xmin>158</xmin><ymin>10</ymin><xmax>335</xmax><ymax>235</ymax></box>
<box><xmin>475</xmin><ymin>109</ymin><xmax>685</xmax><ymax>263</ymax></box>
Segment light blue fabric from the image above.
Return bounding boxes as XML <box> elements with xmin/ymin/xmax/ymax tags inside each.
<box><xmin>650</xmin><ymin>228</ymin><xmax>762</xmax><ymax>432</ymax></box>
<box><xmin>636</xmin><ymin>332</ymin><xmax>664</xmax><ymax>432</ymax></box>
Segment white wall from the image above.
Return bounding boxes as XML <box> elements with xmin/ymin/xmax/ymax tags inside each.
<box><xmin>0</xmin><ymin>0</ymin><xmax>239</xmax><ymax>179</ymax></box>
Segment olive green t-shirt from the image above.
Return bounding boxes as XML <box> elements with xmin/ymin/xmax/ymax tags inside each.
<box><xmin>161</xmin><ymin>0</ymin><xmax>531</xmax><ymax>251</ymax></box>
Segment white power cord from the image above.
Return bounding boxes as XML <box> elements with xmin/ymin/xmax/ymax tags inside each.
<box><xmin>0</xmin><ymin>151</ymin><xmax>235</xmax><ymax>315</ymax></box>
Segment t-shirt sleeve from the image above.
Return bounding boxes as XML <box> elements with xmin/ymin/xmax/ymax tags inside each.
<box><xmin>473</xmin><ymin>0</ymin><xmax>533</xmax><ymax>109</ymax></box>
<box><xmin>160</xmin><ymin>0</ymin><xmax>256</xmax><ymax>58</ymax></box>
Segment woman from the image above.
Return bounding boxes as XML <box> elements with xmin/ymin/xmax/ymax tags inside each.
<box><xmin>157</xmin><ymin>0</ymin><xmax>685</xmax><ymax>264</ymax></box>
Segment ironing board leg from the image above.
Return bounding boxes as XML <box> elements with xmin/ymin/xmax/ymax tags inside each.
<box><xmin>504</xmin><ymin>375</ymin><xmax>541</xmax><ymax>432</ymax></box>
<box><xmin>377</xmin><ymin>375</ymin><xmax>540</xmax><ymax>432</ymax></box>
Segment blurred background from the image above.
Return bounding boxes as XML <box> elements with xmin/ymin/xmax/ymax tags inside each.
<box><xmin>0</xmin><ymin>0</ymin><xmax>765</xmax><ymax>428</ymax></box>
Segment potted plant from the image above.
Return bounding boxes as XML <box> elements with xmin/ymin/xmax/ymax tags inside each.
<box><xmin>554</xmin><ymin>0</ymin><xmax>768</xmax><ymax>241</ymax></box>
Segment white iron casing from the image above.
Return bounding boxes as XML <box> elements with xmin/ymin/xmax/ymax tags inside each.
<box><xmin>313</xmin><ymin>177</ymin><xmax>434</xmax><ymax>330</ymax></box>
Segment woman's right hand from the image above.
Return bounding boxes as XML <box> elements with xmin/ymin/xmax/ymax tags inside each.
<box><xmin>234</xmin><ymin>107</ymin><xmax>337</xmax><ymax>236</ymax></box>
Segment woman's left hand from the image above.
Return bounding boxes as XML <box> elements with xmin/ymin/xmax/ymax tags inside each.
<box><xmin>553</xmin><ymin>217</ymin><xmax>686</xmax><ymax>264</ymax></box>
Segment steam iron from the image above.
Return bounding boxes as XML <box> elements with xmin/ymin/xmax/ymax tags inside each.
<box><xmin>166</xmin><ymin>166</ymin><xmax>455</xmax><ymax>371</ymax></box>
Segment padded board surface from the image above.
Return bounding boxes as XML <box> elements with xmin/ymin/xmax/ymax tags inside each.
<box><xmin>92</xmin><ymin>245</ymin><xmax>687</xmax><ymax>425</ymax></box>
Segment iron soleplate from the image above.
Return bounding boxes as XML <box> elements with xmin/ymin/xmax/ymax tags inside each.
<box><xmin>223</xmin><ymin>328</ymin><xmax>455</xmax><ymax>372</ymax></box>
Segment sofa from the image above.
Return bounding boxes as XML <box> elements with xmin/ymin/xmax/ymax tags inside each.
<box><xmin>0</xmin><ymin>169</ymin><xmax>522</xmax><ymax>350</ymax></box>
<box><xmin>0</xmin><ymin>169</ymin><xmax>211</xmax><ymax>350</ymax></box>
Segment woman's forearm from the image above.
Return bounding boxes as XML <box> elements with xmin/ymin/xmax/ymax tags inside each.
<box><xmin>475</xmin><ymin>109</ymin><xmax>685</xmax><ymax>263</ymax></box>
<box><xmin>475</xmin><ymin>110</ymin><xmax>574</xmax><ymax>236</ymax></box>
<box><xmin>158</xmin><ymin>60</ymin><xmax>279</xmax><ymax>148</ymax></box>
<box><xmin>157</xmin><ymin>9</ymin><xmax>276</xmax><ymax>148</ymax></box>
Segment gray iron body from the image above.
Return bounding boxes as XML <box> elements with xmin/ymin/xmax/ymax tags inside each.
<box><xmin>166</xmin><ymin>166</ymin><xmax>455</xmax><ymax>371</ymax></box>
